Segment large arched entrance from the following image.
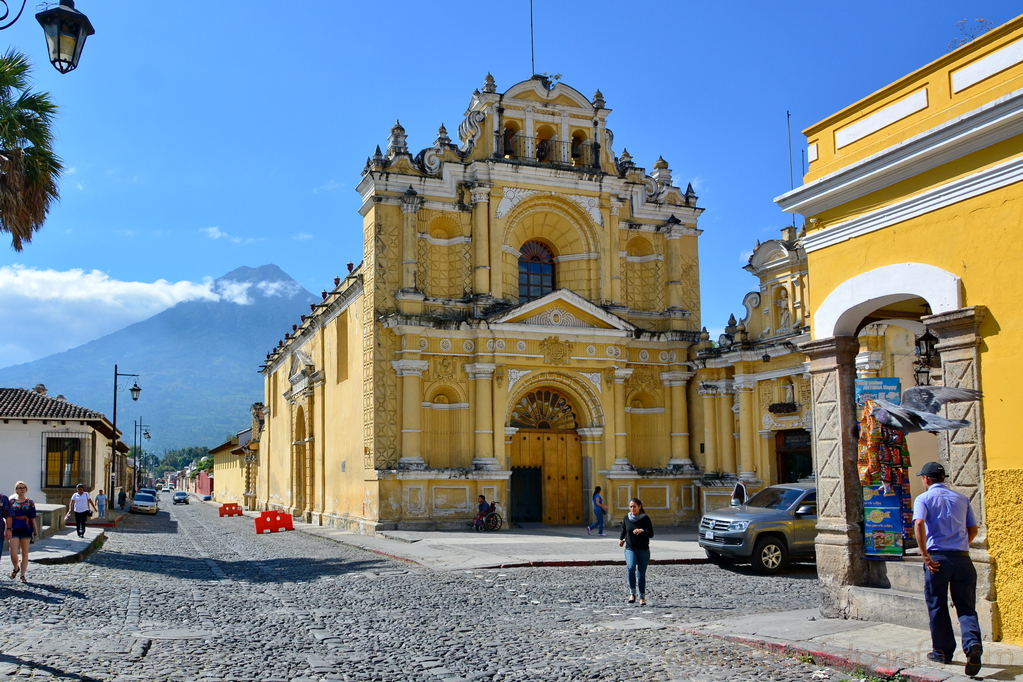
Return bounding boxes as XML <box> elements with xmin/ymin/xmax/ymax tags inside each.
<box><xmin>508</xmin><ymin>389</ymin><xmax>582</xmax><ymax>525</ymax></box>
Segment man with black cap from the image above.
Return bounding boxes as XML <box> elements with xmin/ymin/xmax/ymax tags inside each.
<box><xmin>912</xmin><ymin>461</ymin><xmax>983</xmax><ymax>675</ymax></box>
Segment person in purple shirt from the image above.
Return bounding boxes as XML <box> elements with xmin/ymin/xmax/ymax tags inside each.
<box><xmin>912</xmin><ymin>461</ymin><xmax>983</xmax><ymax>675</ymax></box>
<box><xmin>0</xmin><ymin>490</ymin><xmax>11</xmax><ymax>561</ymax></box>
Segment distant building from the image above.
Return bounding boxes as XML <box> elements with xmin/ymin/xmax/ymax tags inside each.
<box><xmin>210</xmin><ymin>404</ymin><xmax>261</xmax><ymax>507</ymax></box>
<box><xmin>776</xmin><ymin>13</ymin><xmax>1023</xmax><ymax>643</ymax></box>
<box><xmin>0</xmin><ymin>384</ymin><xmax>129</xmax><ymax>506</ymax></box>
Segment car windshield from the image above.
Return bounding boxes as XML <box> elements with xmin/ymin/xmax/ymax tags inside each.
<box><xmin>174</xmin><ymin>492</ymin><xmax>186</xmax><ymax>497</ymax></box>
<box><xmin>134</xmin><ymin>494</ymin><xmax>156</xmax><ymax>502</ymax></box>
<box><xmin>745</xmin><ymin>487</ymin><xmax>805</xmax><ymax>510</ymax></box>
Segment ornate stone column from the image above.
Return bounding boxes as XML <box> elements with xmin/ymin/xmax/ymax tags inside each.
<box><xmin>612</xmin><ymin>368</ymin><xmax>633</xmax><ymax>467</ymax></box>
<box><xmin>664</xmin><ymin>225</ymin><xmax>686</xmax><ymax>330</ymax></box>
<box><xmin>661</xmin><ymin>370</ymin><xmax>695</xmax><ymax>469</ymax></box>
<box><xmin>698</xmin><ymin>383</ymin><xmax>719</xmax><ymax>474</ymax></box>
<box><xmin>400</xmin><ymin>187</ymin><xmax>422</xmax><ymax>292</ymax></box>
<box><xmin>923</xmin><ymin>306</ymin><xmax>996</xmax><ymax>635</ymax></box>
<box><xmin>801</xmin><ymin>335</ymin><xmax>881</xmax><ymax>617</ymax></box>
<box><xmin>467</xmin><ymin>363</ymin><xmax>497</xmax><ymax>466</ymax></box>
<box><xmin>391</xmin><ymin>359</ymin><xmax>429</xmax><ymax>469</ymax></box>
<box><xmin>716</xmin><ymin>384</ymin><xmax>736</xmax><ymax>474</ymax></box>
<box><xmin>735</xmin><ymin>376</ymin><xmax>757</xmax><ymax>481</ymax></box>
<box><xmin>470</xmin><ymin>186</ymin><xmax>492</xmax><ymax>296</ymax></box>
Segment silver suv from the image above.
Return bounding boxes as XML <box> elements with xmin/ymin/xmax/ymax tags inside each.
<box><xmin>697</xmin><ymin>481</ymin><xmax>817</xmax><ymax>575</ymax></box>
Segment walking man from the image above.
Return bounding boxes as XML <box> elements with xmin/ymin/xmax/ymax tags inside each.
<box><xmin>912</xmin><ymin>461</ymin><xmax>983</xmax><ymax>675</ymax></box>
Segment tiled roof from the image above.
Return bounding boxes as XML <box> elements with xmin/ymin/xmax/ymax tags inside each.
<box><xmin>0</xmin><ymin>388</ymin><xmax>107</xmax><ymax>421</ymax></box>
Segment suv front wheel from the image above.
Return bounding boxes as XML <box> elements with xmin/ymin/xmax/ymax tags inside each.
<box><xmin>752</xmin><ymin>536</ymin><xmax>789</xmax><ymax>575</ymax></box>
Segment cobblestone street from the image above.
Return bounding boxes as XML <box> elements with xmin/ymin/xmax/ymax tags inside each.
<box><xmin>0</xmin><ymin>500</ymin><xmax>825</xmax><ymax>682</ymax></box>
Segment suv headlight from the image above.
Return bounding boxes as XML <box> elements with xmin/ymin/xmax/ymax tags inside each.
<box><xmin>728</xmin><ymin>520</ymin><xmax>750</xmax><ymax>532</ymax></box>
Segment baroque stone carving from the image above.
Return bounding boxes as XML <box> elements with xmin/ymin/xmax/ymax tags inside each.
<box><xmin>507</xmin><ymin>369</ymin><xmax>530</xmax><ymax>391</ymax></box>
<box><xmin>495</xmin><ymin>187</ymin><xmax>541</xmax><ymax>218</ymax></box>
<box><xmin>526</xmin><ymin>306</ymin><xmax>583</xmax><ymax>327</ymax></box>
<box><xmin>566</xmin><ymin>194</ymin><xmax>603</xmax><ymax>226</ymax></box>
<box><xmin>540</xmin><ymin>336</ymin><xmax>573</xmax><ymax>365</ymax></box>
<box><xmin>580</xmin><ymin>372</ymin><xmax>603</xmax><ymax>394</ymax></box>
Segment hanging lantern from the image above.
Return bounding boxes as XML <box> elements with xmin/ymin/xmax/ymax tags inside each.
<box><xmin>36</xmin><ymin>0</ymin><xmax>94</xmax><ymax>74</ymax></box>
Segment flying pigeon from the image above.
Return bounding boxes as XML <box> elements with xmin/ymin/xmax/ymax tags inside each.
<box><xmin>871</xmin><ymin>386</ymin><xmax>982</xmax><ymax>434</ymax></box>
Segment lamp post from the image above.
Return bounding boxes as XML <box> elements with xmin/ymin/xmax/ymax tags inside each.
<box><xmin>134</xmin><ymin>419</ymin><xmax>151</xmax><ymax>492</ymax></box>
<box><xmin>0</xmin><ymin>1</ymin><xmax>95</xmax><ymax>73</ymax></box>
<box><xmin>112</xmin><ymin>365</ymin><xmax>141</xmax><ymax>503</ymax></box>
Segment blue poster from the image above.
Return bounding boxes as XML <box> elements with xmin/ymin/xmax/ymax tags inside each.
<box><xmin>855</xmin><ymin>378</ymin><xmax>901</xmax><ymax>407</ymax></box>
<box><xmin>863</xmin><ymin>484</ymin><xmax>905</xmax><ymax>560</ymax></box>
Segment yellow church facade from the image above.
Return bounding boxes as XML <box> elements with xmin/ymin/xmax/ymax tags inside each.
<box><xmin>257</xmin><ymin>76</ymin><xmax>715</xmax><ymax>532</ymax></box>
<box><xmin>777</xmin><ymin>14</ymin><xmax>1023</xmax><ymax>643</ymax></box>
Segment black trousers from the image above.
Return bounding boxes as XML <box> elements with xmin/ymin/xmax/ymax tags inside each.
<box><xmin>74</xmin><ymin>511</ymin><xmax>88</xmax><ymax>536</ymax></box>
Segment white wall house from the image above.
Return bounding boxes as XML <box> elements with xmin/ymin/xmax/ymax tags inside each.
<box><xmin>0</xmin><ymin>385</ymin><xmax>128</xmax><ymax>506</ymax></box>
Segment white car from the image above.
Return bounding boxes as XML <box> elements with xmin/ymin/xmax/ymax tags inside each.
<box><xmin>130</xmin><ymin>493</ymin><xmax>158</xmax><ymax>515</ymax></box>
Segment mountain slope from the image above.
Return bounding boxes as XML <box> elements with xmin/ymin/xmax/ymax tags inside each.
<box><xmin>0</xmin><ymin>264</ymin><xmax>316</xmax><ymax>450</ymax></box>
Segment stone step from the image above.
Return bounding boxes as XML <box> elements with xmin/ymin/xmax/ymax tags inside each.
<box><xmin>877</xmin><ymin>556</ymin><xmax>926</xmax><ymax>592</ymax></box>
<box><xmin>846</xmin><ymin>585</ymin><xmax>967</xmax><ymax>636</ymax></box>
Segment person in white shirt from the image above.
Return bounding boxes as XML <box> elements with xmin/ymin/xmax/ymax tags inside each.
<box><xmin>68</xmin><ymin>484</ymin><xmax>97</xmax><ymax>539</ymax></box>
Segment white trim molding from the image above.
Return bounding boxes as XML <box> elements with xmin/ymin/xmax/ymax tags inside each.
<box><xmin>777</xmin><ymin>86</ymin><xmax>1023</xmax><ymax>217</ymax></box>
<box><xmin>836</xmin><ymin>89</ymin><xmax>928</xmax><ymax>149</ymax></box>
<box><xmin>953</xmin><ymin>37</ymin><xmax>1023</xmax><ymax>93</ymax></box>
<box><xmin>813</xmin><ymin>263</ymin><xmax>961</xmax><ymax>338</ymax></box>
<box><xmin>802</xmin><ymin>153</ymin><xmax>1023</xmax><ymax>252</ymax></box>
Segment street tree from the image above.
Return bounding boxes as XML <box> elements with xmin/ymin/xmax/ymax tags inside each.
<box><xmin>0</xmin><ymin>49</ymin><xmax>62</xmax><ymax>251</ymax></box>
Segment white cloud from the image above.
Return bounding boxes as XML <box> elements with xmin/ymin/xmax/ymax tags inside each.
<box><xmin>314</xmin><ymin>179</ymin><xmax>343</xmax><ymax>194</ymax></box>
<box><xmin>256</xmin><ymin>280</ymin><xmax>301</xmax><ymax>299</ymax></box>
<box><xmin>214</xmin><ymin>280</ymin><xmax>253</xmax><ymax>305</ymax></box>
<box><xmin>0</xmin><ymin>266</ymin><xmax>222</xmax><ymax>368</ymax></box>
<box><xmin>740</xmin><ymin>249</ymin><xmax>753</xmax><ymax>263</ymax></box>
<box><xmin>200</xmin><ymin>226</ymin><xmax>260</xmax><ymax>244</ymax></box>
<box><xmin>292</xmin><ymin>232</ymin><xmax>313</xmax><ymax>241</ymax></box>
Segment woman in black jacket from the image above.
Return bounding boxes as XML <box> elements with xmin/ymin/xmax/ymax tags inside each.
<box><xmin>618</xmin><ymin>497</ymin><xmax>654</xmax><ymax>605</ymax></box>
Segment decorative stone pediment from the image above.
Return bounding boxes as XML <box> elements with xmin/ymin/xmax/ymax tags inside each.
<box><xmin>488</xmin><ymin>289</ymin><xmax>635</xmax><ymax>332</ymax></box>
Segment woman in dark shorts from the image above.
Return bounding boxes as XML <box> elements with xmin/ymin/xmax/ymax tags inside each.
<box><xmin>9</xmin><ymin>481</ymin><xmax>37</xmax><ymax>583</ymax></box>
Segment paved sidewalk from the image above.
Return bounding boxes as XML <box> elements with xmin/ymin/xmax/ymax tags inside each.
<box><xmin>21</xmin><ymin>525</ymin><xmax>106</xmax><ymax>564</ymax></box>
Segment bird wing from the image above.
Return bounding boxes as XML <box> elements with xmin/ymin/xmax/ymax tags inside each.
<box><xmin>901</xmin><ymin>387</ymin><xmax>982</xmax><ymax>414</ymax></box>
<box><xmin>873</xmin><ymin>398</ymin><xmax>925</xmax><ymax>430</ymax></box>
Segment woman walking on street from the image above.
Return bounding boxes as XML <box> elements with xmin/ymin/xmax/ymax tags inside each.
<box><xmin>585</xmin><ymin>486</ymin><xmax>609</xmax><ymax>536</ymax></box>
<box><xmin>9</xmin><ymin>481</ymin><xmax>37</xmax><ymax>583</ymax></box>
<box><xmin>95</xmin><ymin>490</ymin><xmax>107</xmax><ymax>519</ymax></box>
<box><xmin>68</xmin><ymin>484</ymin><xmax>96</xmax><ymax>539</ymax></box>
<box><xmin>619</xmin><ymin>497</ymin><xmax>654</xmax><ymax>606</ymax></box>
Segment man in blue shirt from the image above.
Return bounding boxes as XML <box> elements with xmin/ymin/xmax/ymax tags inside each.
<box><xmin>912</xmin><ymin>461</ymin><xmax>983</xmax><ymax>675</ymax></box>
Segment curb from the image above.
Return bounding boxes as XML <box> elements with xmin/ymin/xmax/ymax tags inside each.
<box><xmin>482</xmin><ymin>558</ymin><xmax>712</xmax><ymax>569</ymax></box>
<box><xmin>678</xmin><ymin>628</ymin><xmax>951</xmax><ymax>682</ymax></box>
<box><xmin>33</xmin><ymin>532</ymin><xmax>107</xmax><ymax>565</ymax></box>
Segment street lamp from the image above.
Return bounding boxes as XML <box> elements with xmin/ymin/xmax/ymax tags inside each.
<box><xmin>134</xmin><ymin>418</ymin><xmax>151</xmax><ymax>491</ymax></box>
<box><xmin>0</xmin><ymin>1</ymin><xmax>95</xmax><ymax>73</ymax></box>
<box><xmin>111</xmin><ymin>365</ymin><xmax>141</xmax><ymax>503</ymax></box>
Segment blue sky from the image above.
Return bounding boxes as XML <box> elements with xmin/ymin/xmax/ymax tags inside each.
<box><xmin>0</xmin><ymin>1</ymin><xmax>1019</xmax><ymax>368</ymax></box>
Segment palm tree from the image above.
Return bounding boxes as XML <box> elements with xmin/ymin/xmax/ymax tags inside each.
<box><xmin>0</xmin><ymin>49</ymin><xmax>62</xmax><ymax>251</ymax></box>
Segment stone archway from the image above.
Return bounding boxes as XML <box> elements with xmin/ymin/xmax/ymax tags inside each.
<box><xmin>508</xmin><ymin>388</ymin><xmax>583</xmax><ymax>525</ymax></box>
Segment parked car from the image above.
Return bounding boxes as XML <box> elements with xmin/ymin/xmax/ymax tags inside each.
<box><xmin>130</xmin><ymin>493</ymin><xmax>158</xmax><ymax>515</ymax></box>
<box><xmin>139</xmin><ymin>487</ymin><xmax>158</xmax><ymax>499</ymax></box>
<box><xmin>698</xmin><ymin>481</ymin><xmax>817</xmax><ymax>575</ymax></box>
<box><xmin>172</xmin><ymin>491</ymin><xmax>189</xmax><ymax>505</ymax></box>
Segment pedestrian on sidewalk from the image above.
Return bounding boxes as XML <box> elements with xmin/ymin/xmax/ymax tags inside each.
<box><xmin>8</xmin><ymin>481</ymin><xmax>36</xmax><ymax>583</ymax></box>
<box><xmin>585</xmin><ymin>486</ymin><xmax>608</xmax><ymax>536</ymax></box>
<box><xmin>68</xmin><ymin>484</ymin><xmax>96</xmax><ymax>539</ymax></box>
<box><xmin>912</xmin><ymin>461</ymin><xmax>983</xmax><ymax>676</ymax></box>
<box><xmin>117</xmin><ymin>490</ymin><xmax>127</xmax><ymax>511</ymax></box>
<box><xmin>0</xmin><ymin>487</ymin><xmax>11</xmax><ymax>565</ymax></box>
<box><xmin>619</xmin><ymin>497</ymin><xmax>654</xmax><ymax>606</ymax></box>
<box><xmin>95</xmin><ymin>490</ymin><xmax>107</xmax><ymax>519</ymax></box>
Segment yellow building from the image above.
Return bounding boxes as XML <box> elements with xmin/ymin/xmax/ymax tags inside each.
<box><xmin>210</xmin><ymin>404</ymin><xmax>261</xmax><ymax>507</ymax></box>
<box><xmin>257</xmin><ymin>75</ymin><xmax>710</xmax><ymax>531</ymax></box>
<box><xmin>692</xmin><ymin>226</ymin><xmax>812</xmax><ymax>510</ymax></box>
<box><xmin>777</xmin><ymin>14</ymin><xmax>1023</xmax><ymax>643</ymax></box>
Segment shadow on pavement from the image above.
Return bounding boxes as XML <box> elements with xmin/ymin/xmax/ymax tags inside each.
<box><xmin>0</xmin><ymin>654</ymin><xmax>105</xmax><ymax>681</ymax></box>
<box><xmin>93</xmin><ymin>550</ymin><xmax>400</xmax><ymax>584</ymax></box>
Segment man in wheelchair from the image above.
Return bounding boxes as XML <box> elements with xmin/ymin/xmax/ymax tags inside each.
<box><xmin>473</xmin><ymin>495</ymin><xmax>493</xmax><ymax>529</ymax></box>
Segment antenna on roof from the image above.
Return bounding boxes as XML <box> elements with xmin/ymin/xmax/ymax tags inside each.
<box><xmin>530</xmin><ymin>0</ymin><xmax>535</xmax><ymax>75</ymax></box>
<box><xmin>787</xmin><ymin>110</ymin><xmax>795</xmax><ymax>228</ymax></box>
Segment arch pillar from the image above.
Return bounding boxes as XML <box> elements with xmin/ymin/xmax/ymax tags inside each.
<box><xmin>698</xmin><ymin>383</ymin><xmax>719</xmax><ymax>474</ymax></box>
<box><xmin>392</xmin><ymin>359</ymin><xmax>429</xmax><ymax>469</ymax></box>
<box><xmin>612</xmin><ymin>368</ymin><xmax>633</xmax><ymax>466</ymax></box>
<box><xmin>470</xmin><ymin>186</ymin><xmax>491</xmax><ymax>295</ymax></box>
<box><xmin>467</xmin><ymin>363</ymin><xmax>497</xmax><ymax>466</ymax></box>
<box><xmin>735</xmin><ymin>377</ymin><xmax>757</xmax><ymax>481</ymax></box>
<box><xmin>661</xmin><ymin>370</ymin><xmax>695</xmax><ymax>469</ymax></box>
<box><xmin>801</xmin><ymin>335</ymin><xmax>883</xmax><ymax>618</ymax></box>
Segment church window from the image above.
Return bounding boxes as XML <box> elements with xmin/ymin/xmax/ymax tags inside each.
<box><xmin>510</xmin><ymin>389</ymin><xmax>577</xmax><ymax>430</ymax></box>
<box><xmin>518</xmin><ymin>241</ymin><xmax>555</xmax><ymax>302</ymax></box>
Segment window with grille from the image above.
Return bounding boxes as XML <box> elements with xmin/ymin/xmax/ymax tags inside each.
<box><xmin>518</xmin><ymin>241</ymin><xmax>555</xmax><ymax>302</ymax></box>
<box><xmin>43</xmin><ymin>435</ymin><xmax>91</xmax><ymax>488</ymax></box>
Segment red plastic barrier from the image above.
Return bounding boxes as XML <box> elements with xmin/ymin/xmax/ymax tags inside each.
<box><xmin>255</xmin><ymin>510</ymin><xmax>294</xmax><ymax>534</ymax></box>
<box><xmin>219</xmin><ymin>503</ymin><xmax>244</xmax><ymax>517</ymax></box>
